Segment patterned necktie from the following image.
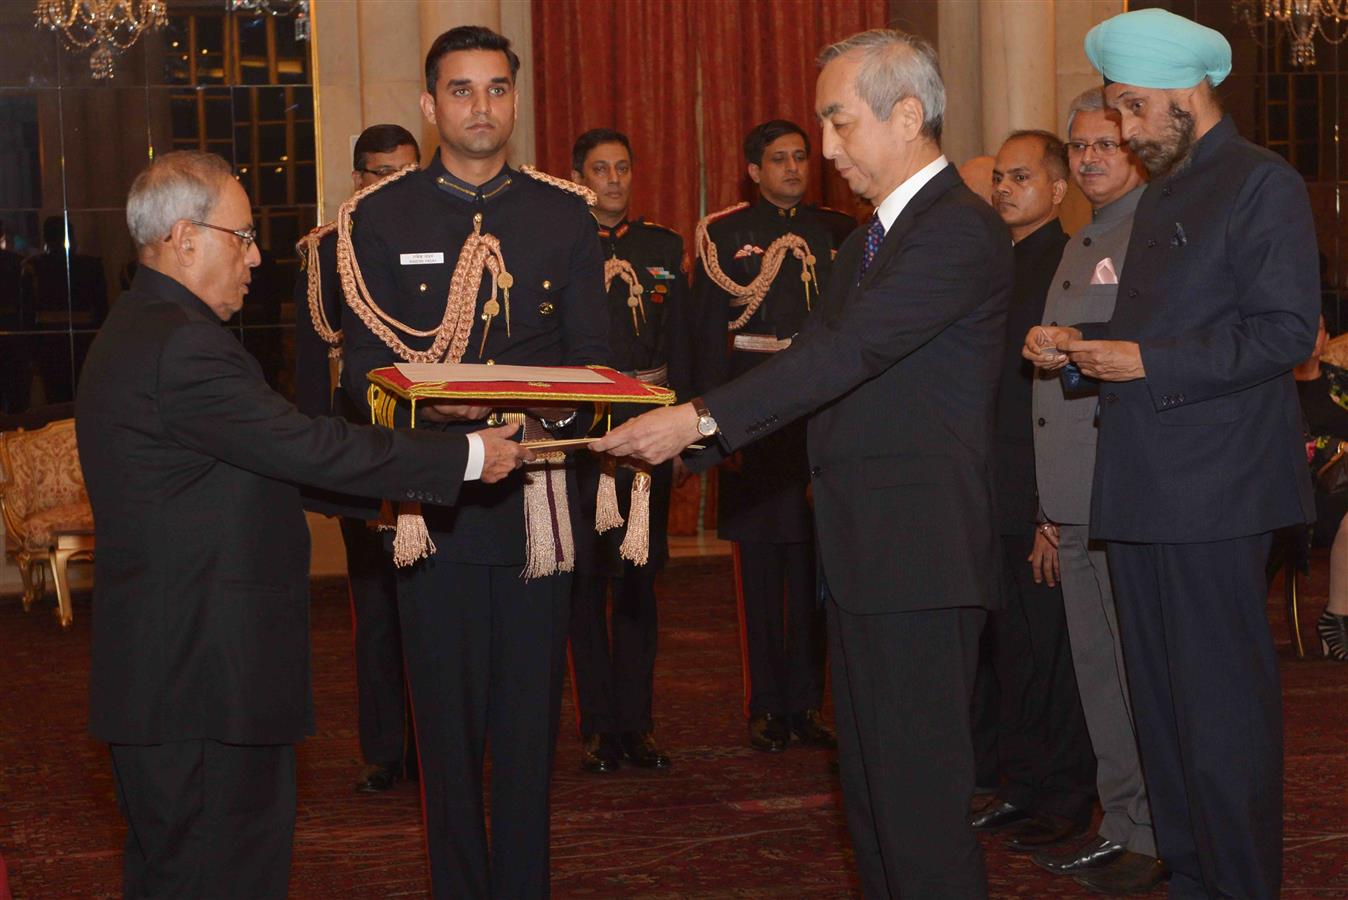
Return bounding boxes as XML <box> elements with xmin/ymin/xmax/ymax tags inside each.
<box><xmin>858</xmin><ymin>213</ymin><xmax>885</xmax><ymax>282</ymax></box>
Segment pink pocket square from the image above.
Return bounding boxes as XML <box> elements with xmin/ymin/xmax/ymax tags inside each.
<box><xmin>1091</xmin><ymin>257</ymin><xmax>1118</xmax><ymax>285</ymax></box>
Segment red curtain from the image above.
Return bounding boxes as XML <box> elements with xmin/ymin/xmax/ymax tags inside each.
<box><xmin>696</xmin><ymin>0</ymin><xmax>889</xmax><ymax>218</ymax></box>
<box><xmin>532</xmin><ymin>0</ymin><xmax>889</xmax><ymax>236</ymax></box>
<box><xmin>532</xmin><ymin>0</ymin><xmax>701</xmax><ymax>242</ymax></box>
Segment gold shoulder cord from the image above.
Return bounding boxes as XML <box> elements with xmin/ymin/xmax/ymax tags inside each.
<box><xmin>521</xmin><ymin>164</ymin><xmax>598</xmax><ymax>206</ymax></box>
<box><xmin>695</xmin><ymin>202</ymin><xmax>819</xmax><ymax>331</ymax></box>
<box><xmin>604</xmin><ymin>257</ymin><xmax>646</xmax><ymax>335</ymax></box>
<box><xmin>297</xmin><ymin>222</ymin><xmax>342</xmax><ymax>360</ymax></box>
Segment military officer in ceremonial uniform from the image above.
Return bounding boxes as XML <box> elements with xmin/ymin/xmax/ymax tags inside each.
<box><xmin>567</xmin><ymin>128</ymin><xmax>691</xmax><ymax>774</ymax></box>
<box><xmin>293</xmin><ymin>123</ymin><xmax>419</xmax><ymax>796</ymax></box>
<box><xmin>691</xmin><ymin>120</ymin><xmax>854</xmax><ymax>753</ymax></box>
<box><xmin>338</xmin><ymin>27</ymin><xmax>607</xmax><ymax>899</ymax></box>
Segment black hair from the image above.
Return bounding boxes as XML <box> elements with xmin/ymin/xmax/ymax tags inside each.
<box><xmin>571</xmin><ymin>128</ymin><xmax>633</xmax><ymax>172</ymax></box>
<box><xmin>1005</xmin><ymin>129</ymin><xmax>1069</xmax><ymax>183</ymax></box>
<box><xmin>424</xmin><ymin>26</ymin><xmax>520</xmax><ymax>95</ymax></box>
<box><xmin>743</xmin><ymin>120</ymin><xmax>810</xmax><ymax>166</ymax></box>
<box><xmin>353</xmin><ymin>124</ymin><xmax>419</xmax><ymax>171</ymax></box>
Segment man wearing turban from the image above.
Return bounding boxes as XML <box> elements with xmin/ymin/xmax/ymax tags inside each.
<box><xmin>1025</xmin><ymin>9</ymin><xmax>1318</xmax><ymax>899</ymax></box>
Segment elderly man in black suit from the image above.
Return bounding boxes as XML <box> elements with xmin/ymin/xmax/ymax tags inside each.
<box><xmin>1028</xmin><ymin>10</ymin><xmax>1318</xmax><ymax>898</ymax></box>
<box><xmin>594</xmin><ymin>29</ymin><xmax>1012</xmax><ymax>898</ymax></box>
<box><xmin>75</xmin><ymin>150</ymin><xmax>530</xmax><ymax>899</ymax></box>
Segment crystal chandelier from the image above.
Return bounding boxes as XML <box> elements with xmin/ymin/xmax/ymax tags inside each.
<box><xmin>34</xmin><ymin>0</ymin><xmax>168</xmax><ymax>80</ymax></box>
<box><xmin>1234</xmin><ymin>0</ymin><xmax>1348</xmax><ymax>67</ymax></box>
<box><xmin>227</xmin><ymin>0</ymin><xmax>309</xmax><ymax>42</ymax></box>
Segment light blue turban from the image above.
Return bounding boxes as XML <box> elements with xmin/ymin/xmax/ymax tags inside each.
<box><xmin>1084</xmin><ymin>8</ymin><xmax>1231</xmax><ymax>89</ymax></box>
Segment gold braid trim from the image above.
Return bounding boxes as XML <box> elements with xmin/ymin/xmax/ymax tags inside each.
<box><xmin>603</xmin><ymin>256</ymin><xmax>646</xmax><ymax>335</ymax></box>
<box><xmin>297</xmin><ymin>222</ymin><xmax>342</xmax><ymax>361</ymax></box>
<box><xmin>694</xmin><ymin>203</ymin><xmax>820</xmax><ymax>332</ymax></box>
<box><xmin>336</xmin><ymin>166</ymin><xmax>512</xmax><ymax>364</ymax></box>
<box><xmin>521</xmin><ymin>164</ymin><xmax>598</xmax><ymax>206</ymax></box>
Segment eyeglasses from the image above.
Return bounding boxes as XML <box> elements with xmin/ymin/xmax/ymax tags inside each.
<box><xmin>1066</xmin><ymin>139</ymin><xmax>1122</xmax><ymax>156</ymax></box>
<box><xmin>358</xmin><ymin>165</ymin><xmax>403</xmax><ymax>178</ymax></box>
<box><xmin>189</xmin><ymin>220</ymin><xmax>257</xmax><ymax>249</ymax></box>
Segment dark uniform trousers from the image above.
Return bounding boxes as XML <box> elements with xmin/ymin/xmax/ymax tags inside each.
<box><xmin>568</xmin><ymin>215</ymin><xmax>688</xmax><ymax>738</ymax></box>
<box><xmin>339</xmin><ymin>518</ymin><xmax>406</xmax><ymax>766</ymax></box>
<box><xmin>1108</xmin><ymin>534</ymin><xmax>1281</xmax><ymax>900</ymax></box>
<box><xmin>737</xmin><ymin>539</ymin><xmax>822</xmax><ymax>716</ymax></box>
<box><xmin>398</xmin><ymin>560</ymin><xmax>571</xmax><ymax>899</ymax></box>
<box><xmin>110</xmin><ymin>740</ymin><xmax>295</xmax><ymax>900</ymax></box>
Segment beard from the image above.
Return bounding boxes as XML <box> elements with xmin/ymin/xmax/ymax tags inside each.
<box><xmin>1128</xmin><ymin>103</ymin><xmax>1197</xmax><ymax>178</ymax></box>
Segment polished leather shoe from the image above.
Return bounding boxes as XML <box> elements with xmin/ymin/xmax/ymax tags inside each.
<box><xmin>748</xmin><ymin>713</ymin><xmax>790</xmax><ymax>752</ymax></box>
<box><xmin>789</xmin><ymin>709</ymin><xmax>837</xmax><ymax>748</ymax></box>
<box><xmin>355</xmin><ymin>762</ymin><xmax>399</xmax><ymax>793</ymax></box>
<box><xmin>1006</xmin><ymin>815</ymin><xmax>1087</xmax><ymax>852</ymax></box>
<box><xmin>1032</xmin><ymin>834</ymin><xmax>1127</xmax><ymax>874</ymax></box>
<box><xmin>969</xmin><ymin>800</ymin><xmax>1031</xmax><ymax>831</ymax></box>
<box><xmin>619</xmin><ymin>731</ymin><xmax>671</xmax><ymax>769</ymax></box>
<box><xmin>1073</xmin><ymin>852</ymin><xmax>1166</xmax><ymax>895</ymax></box>
<box><xmin>580</xmin><ymin>734</ymin><xmax>622</xmax><ymax>774</ymax></box>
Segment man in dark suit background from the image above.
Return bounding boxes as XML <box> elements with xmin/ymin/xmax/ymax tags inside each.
<box><xmin>76</xmin><ymin>150</ymin><xmax>530</xmax><ymax>899</ymax></box>
<box><xmin>594</xmin><ymin>29</ymin><xmax>1013</xmax><ymax>898</ymax></box>
<box><xmin>970</xmin><ymin>131</ymin><xmax>1097</xmax><ymax>852</ymax></box>
<box><xmin>1029</xmin><ymin>10</ymin><xmax>1319</xmax><ymax>897</ymax></box>
<box><xmin>293</xmin><ymin>123</ymin><xmax>421</xmax><ymax>794</ymax></box>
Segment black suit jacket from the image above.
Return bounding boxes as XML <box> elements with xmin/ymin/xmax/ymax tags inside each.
<box><xmin>995</xmin><ymin>219</ymin><xmax>1068</xmax><ymax>534</ymax></box>
<box><xmin>77</xmin><ymin>266</ymin><xmax>468</xmax><ymax>745</ymax></box>
<box><xmin>703</xmin><ymin>164</ymin><xmax>1013</xmax><ymax>614</ymax></box>
<box><xmin>1077</xmin><ymin>117</ymin><xmax>1317</xmax><ymax>542</ymax></box>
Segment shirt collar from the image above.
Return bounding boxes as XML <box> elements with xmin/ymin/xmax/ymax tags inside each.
<box><xmin>1089</xmin><ymin>184</ymin><xmax>1145</xmax><ymax>227</ymax></box>
<box><xmin>756</xmin><ymin>196</ymin><xmax>802</xmax><ymax>219</ymax></box>
<box><xmin>593</xmin><ymin>213</ymin><xmax>630</xmax><ymax>240</ymax></box>
<box><xmin>427</xmin><ymin>151</ymin><xmax>513</xmax><ymax>204</ymax></box>
<box><xmin>874</xmin><ymin>155</ymin><xmax>949</xmax><ymax>233</ymax></box>
<box><xmin>1013</xmin><ymin>217</ymin><xmax>1065</xmax><ymax>252</ymax></box>
<box><xmin>132</xmin><ymin>264</ymin><xmax>218</xmax><ymax>322</ymax></box>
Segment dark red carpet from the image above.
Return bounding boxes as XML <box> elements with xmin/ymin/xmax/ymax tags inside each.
<box><xmin>1</xmin><ymin>555</ymin><xmax>1345</xmax><ymax>898</ymax></box>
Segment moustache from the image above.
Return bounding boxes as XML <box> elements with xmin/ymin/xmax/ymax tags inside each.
<box><xmin>1078</xmin><ymin>165</ymin><xmax>1106</xmax><ymax>176</ymax></box>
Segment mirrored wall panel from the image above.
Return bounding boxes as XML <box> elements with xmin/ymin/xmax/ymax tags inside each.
<box><xmin>0</xmin><ymin>1</ymin><xmax>316</xmax><ymax>416</ymax></box>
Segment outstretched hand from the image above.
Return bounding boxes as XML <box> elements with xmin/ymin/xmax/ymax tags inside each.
<box><xmin>473</xmin><ymin>422</ymin><xmax>535</xmax><ymax>483</ymax></box>
<box><xmin>589</xmin><ymin>403</ymin><xmax>702</xmax><ymax>465</ymax></box>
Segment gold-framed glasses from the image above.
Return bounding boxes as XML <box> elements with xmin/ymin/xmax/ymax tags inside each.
<box><xmin>189</xmin><ymin>220</ymin><xmax>258</xmax><ymax>249</ymax></box>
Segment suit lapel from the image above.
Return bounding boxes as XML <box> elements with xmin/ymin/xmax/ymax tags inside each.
<box><xmin>858</xmin><ymin>164</ymin><xmax>963</xmax><ymax>292</ymax></box>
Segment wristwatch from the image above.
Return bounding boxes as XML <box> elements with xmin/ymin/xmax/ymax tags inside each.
<box><xmin>691</xmin><ymin>396</ymin><xmax>718</xmax><ymax>437</ymax></box>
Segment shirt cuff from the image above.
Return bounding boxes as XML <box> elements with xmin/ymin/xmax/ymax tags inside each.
<box><xmin>464</xmin><ymin>432</ymin><xmax>484</xmax><ymax>481</ymax></box>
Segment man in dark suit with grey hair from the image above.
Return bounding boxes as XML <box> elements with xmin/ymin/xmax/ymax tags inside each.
<box><xmin>77</xmin><ymin>150</ymin><xmax>528</xmax><ymax>899</ymax></box>
<box><xmin>595</xmin><ymin>28</ymin><xmax>1012</xmax><ymax>898</ymax></box>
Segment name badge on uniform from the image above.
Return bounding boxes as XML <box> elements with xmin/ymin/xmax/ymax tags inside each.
<box><xmin>399</xmin><ymin>252</ymin><xmax>444</xmax><ymax>266</ymax></box>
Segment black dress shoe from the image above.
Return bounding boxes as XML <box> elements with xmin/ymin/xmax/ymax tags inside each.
<box><xmin>969</xmin><ymin>800</ymin><xmax>1031</xmax><ymax>831</ymax></box>
<box><xmin>355</xmin><ymin>762</ymin><xmax>399</xmax><ymax>793</ymax></box>
<box><xmin>748</xmin><ymin>713</ymin><xmax>790</xmax><ymax>752</ymax></box>
<box><xmin>1073</xmin><ymin>852</ymin><xmax>1166</xmax><ymax>895</ymax></box>
<box><xmin>1006</xmin><ymin>815</ymin><xmax>1087</xmax><ymax>852</ymax></box>
<box><xmin>619</xmin><ymin>731</ymin><xmax>671</xmax><ymax>769</ymax></box>
<box><xmin>580</xmin><ymin>734</ymin><xmax>622</xmax><ymax>774</ymax></box>
<box><xmin>789</xmin><ymin>709</ymin><xmax>838</xmax><ymax>748</ymax></box>
<box><xmin>1032</xmin><ymin>834</ymin><xmax>1127</xmax><ymax>874</ymax></box>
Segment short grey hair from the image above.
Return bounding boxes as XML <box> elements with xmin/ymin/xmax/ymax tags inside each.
<box><xmin>126</xmin><ymin>151</ymin><xmax>233</xmax><ymax>249</ymax></box>
<box><xmin>1066</xmin><ymin>87</ymin><xmax>1107</xmax><ymax>137</ymax></box>
<box><xmin>818</xmin><ymin>29</ymin><xmax>945</xmax><ymax>143</ymax></box>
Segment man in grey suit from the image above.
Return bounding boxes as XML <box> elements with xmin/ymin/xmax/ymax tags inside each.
<box><xmin>1028</xmin><ymin>88</ymin><xmax>1162</xmax><ymax>894</ymax></box>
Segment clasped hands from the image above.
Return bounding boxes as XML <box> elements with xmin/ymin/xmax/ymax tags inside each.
<box><xmin>1021</xmin><ymin>326</ymin><xmax>1145</xmax><ymax>381</ymax></box>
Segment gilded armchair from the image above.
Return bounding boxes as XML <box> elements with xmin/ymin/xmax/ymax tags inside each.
<box><xmin>0</xmin><ymin>418</ymin><xmax>94</xmax><ymax>628</ymax></box>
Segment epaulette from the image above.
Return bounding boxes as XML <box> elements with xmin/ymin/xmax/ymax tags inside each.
<box><xmin>294</xmin><ymin>221</ymin><xmax>337</xmax><ymax>259</ymax></box>
<box><xmin>697</xmin><ymin>202</ymin><xmax>749</xmax><ymax>232</ymax></box>
<box><xmin>521</xmin><ymin>164</ymin><xmax>597</xmax><ymax>206</ymax></box>
<box><xmin>635</xmin><ymin>218</ymin><xmax>682</xmax><ymax>238</ymax></box>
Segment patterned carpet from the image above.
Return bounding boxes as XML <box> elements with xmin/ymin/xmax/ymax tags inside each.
<box><xmin>1</xmin><ymin>555</ymin><xmax>1345</xmax><ymax>898</ymax></box>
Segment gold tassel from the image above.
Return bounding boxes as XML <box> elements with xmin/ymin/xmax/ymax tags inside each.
<box><xmin>391</xmin><ymin>501</ymin><xmax>436</xmax><ymax>567</ymax></box>
<box><xmin>595</xmin><ymin>457</ymin><xmax>624</xmax><ymax>533</ymax></box>
<box><xmin>522</xmin><ymin>453</ymin><xmax>575</xmax><ymax>579</ymax></box>
<box><xmin>619</xmin><ymin>470</ymin><xmax>652</xmax><ymax>567</ymax></box>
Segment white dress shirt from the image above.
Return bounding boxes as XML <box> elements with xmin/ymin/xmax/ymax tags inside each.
<box><xmin>874</xmin><ymin>155</ymin><xmax>949</xmax><ymax>234</ymax></box>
